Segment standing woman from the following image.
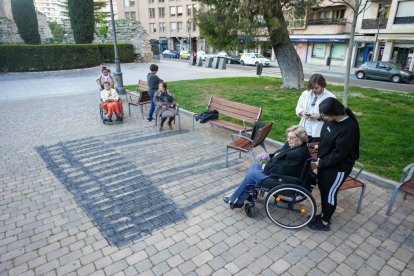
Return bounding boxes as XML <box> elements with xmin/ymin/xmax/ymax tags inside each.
<box><xmin>147</xmin><ymin>64</ymin><xmax>163</xmax><ymax>122</ymax></box>
<box><xmin>309</xmin><ymin>97</ymin><xmax>360</xmax><ymax>231</ymax></box>
<box><xmin>295</xmin><ymin>74</ymin><xmax>336</xmax><ymax>142</ymax></box>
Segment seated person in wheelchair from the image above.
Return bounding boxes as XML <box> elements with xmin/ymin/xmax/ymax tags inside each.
<box><xmin>223</xmin><ymin>125</ymin><xmax>310</xmax><ymax>209</ymax></box>
<box><xmin>155</xmin><ymin>82</ymin><xmax>178</xmax><ymax>130</ymax></box>
<box><xmin>101</xmin><ymin>81</ymin><xmax>122</xmax><ymax>122</ymax></box>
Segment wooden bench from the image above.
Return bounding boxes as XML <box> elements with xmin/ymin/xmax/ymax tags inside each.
<box><xmin>192</xmin><ymin>96</ymin><xmax>262</xmax><ymax>134</ymax></box>
<box><xmin>307</xmin><ymin>142</ymin><xmax>366</xmax><ymax>213</ymax></box>
<box><xmin>126</xmin><ymin>80</ymin><xmax>151</xmax><ymax>118</ymax></box>
<box><xmin>386</xmin><ymin>163</ymin><xmax>414</xmax><ymax>216</ymax></box>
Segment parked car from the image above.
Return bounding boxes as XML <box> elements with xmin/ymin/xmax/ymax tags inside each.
<box><xmin>240</xmin><ymin>53</ymin><xmax>271</xmax><ymax>66</ymax></box>
<box><xmin>227</xmin><ymin>54</ymin><xmax>241</xmax><ymax>64</ymax></box>
<box><xmin>162</xmin><ymin>50</ymin><xmax>179</xmax><ymax>58</ymax></box>
<box><xmin>355</xmin><ymin>61</ymin><xmax>413</xmax><ymax>83</ymax></box>
<box><xmin>197</xmin><ymin>50</ymin><xmax>208</xmax><ymax>61</ymax></box>
<box><xmin>180</xmin><ymin>50</ymin><xmax>190</xmax><ymax>59</ymax></box>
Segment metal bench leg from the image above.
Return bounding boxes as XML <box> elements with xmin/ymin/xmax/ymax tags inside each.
<box><xmin>386</xmin><ymin>187</ymin><xmax>400</xmax><ymax>216</ymax></box>
<box><xmin>249</xmin><ymin>150</ymin><xmax>255</xmax><ymax>163</ymax></box>
<box><xmin>140</xmin><ymin>105</ymin><xmax>144</xmax><ymax>118</ymax></box>
<box><xmin>356</xmin><ymin>184</ymin><xmax>366</xmax><ymax>213</ymax></box>
<box><xmin>128</xmin><ymin>104</ymin><xmax>131</xmax><ymax>117</ymax></box>
<box><xmin>177</xmin><ymin>114</ymin><xmax>181</xmax><ymax>131</ymax></box>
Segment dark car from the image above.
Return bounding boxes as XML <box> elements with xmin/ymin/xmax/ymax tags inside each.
<box><xmin>355</xmin><ymin>61</ymin><xmax>413</xmax><ymax>83</ymax></box>
<box><xmin>162</xmin><ymin>50</ymin><xmax>179</xmax><ymax>58</ymax></box>
<box><xmin>227</xmin><ymin>54</ymin><xmax>241</xmax><ymax>64</ymax></box>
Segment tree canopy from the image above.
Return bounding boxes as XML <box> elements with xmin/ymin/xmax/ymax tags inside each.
<box><xmin>68</xmin><ymin>0</ymin><xmax>95</xmax><ymax>43</ymax></box>
<box><xmin>196</xmin><ymin>0</ymin><xmax>320</xmax><ymax>88</ymax></box>
<box><xmin>11</xmin><ymin>0</ymin><xmax>41</xmax><ymax>44</ymax></box>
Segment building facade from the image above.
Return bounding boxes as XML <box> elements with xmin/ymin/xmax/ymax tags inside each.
<box><xmin>115</xmin><ymin>0</ymin><xmax>204</xmax><ymax>54</ymax></box>
<box><xmin>285</xmin><ymin>0</ymin><xmax>354</xmax><ymax>67</ymax></box>
<box><xmin>33</xmin><ymin>0</ymin><xmax>69</xmax><ymax>24</ymax></box>
<box><xmin>353</xmin><ymin>0</ymin><xmax>414</xmax><ymax>71</ymax></box>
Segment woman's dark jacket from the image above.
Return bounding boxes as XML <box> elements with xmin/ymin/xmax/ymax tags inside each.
<box><xmin>263</xmin><ymin>143</ymin><xmax>310</xmax><ymax>179</ymax></box>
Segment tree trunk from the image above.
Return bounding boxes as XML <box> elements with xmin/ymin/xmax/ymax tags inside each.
<box><xmin>263</xmin><ymin>1</ymin><xmax>304</xmax><ymax>89</ymax></box>
<box><xmin>274</xmin><ymin>42</ymin><xmax>304</xmax><ymax>89</ymax></box>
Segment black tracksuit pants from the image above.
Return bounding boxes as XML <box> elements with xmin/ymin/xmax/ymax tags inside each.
<box><xmin>317</xmin><ymin>168</ymin><xmax>350</xmax><ymax>223</ymax></box>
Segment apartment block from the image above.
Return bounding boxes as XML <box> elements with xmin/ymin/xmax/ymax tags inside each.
<box><xmin>285</xmin><ymin>0</ymin><xmax>354</xmax><ymax>67</ymax></box>
<box><xmin>33</xmin><ymin>0</ymin><xmax>69</xmax><ymax>24</ymax></box>
<box><xmin>115</xmin><ymin>0</ymin><xmax>204</xmax><ymax>53</ymax></box>
<box><xmin>354</xmin><ymin>0</ymin><xmax>414</xmax><ymax>71</ymax></box>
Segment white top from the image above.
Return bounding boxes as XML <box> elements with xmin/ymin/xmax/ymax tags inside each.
<box><xmin>100</xmin><ymin>88</ymin><xmax>119</xmax><ymax>102</ymax></box>
<box><xmin>295</xmin><ymin>88</ymin><xmax>336</xmax><ymax>138</ymax></box>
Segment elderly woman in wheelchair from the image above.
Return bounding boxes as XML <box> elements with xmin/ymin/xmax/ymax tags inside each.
<box><xmin>224</xmin><ymin>125</ymin><xmax>317</xmax><ymax>229</ymax></box>
<box><xmin>100</xmin><ymin>81</ymin><xmax>123</xmax><ymax>124</ymax></box>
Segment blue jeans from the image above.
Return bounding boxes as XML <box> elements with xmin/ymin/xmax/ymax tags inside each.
<box><xmin>229</xmin><ymin>163</ymin><xmax>270</xmax><ymax>206</ymax></box>
<box><xmin>147</xmin><ymin>91</ymin><xmax>155</xmax><ymax>120</ymax></box>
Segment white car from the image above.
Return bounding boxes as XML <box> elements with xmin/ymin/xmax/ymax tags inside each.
<box><xmin>240</xmin><ymin>53</ymin><xmax>270</xmax><ymax>66</ymax></box>
<box><xmin>197</xmin><ymin>51</ymin><xmax>208</xmax><ymax>61</ymax></box>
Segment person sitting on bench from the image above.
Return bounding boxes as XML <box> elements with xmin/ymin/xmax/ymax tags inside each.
<box><xmin>155</xmin><ymin>82</ymin><xmax>177</xmax><ymax>130</ymax></box>
<box><xmin>223</xmin><ymin>125</ymin><xmax>310</xmax><ymax>208</ymax></box>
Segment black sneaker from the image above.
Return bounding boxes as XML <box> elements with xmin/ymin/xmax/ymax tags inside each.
<box><xmin>116</xmin><ymin>117</ymin><xmax>122</xmax><ymax>122</ymax></box>
<box><xmin>308</xmin><ymin>217</ymin><xmax>331</xmax><ymax>231</ymax></box>
<box><xmin>146</xmin><ymin>118</ymin><xmax>153</xmax><ymax>122</ymax></box>
<box><xmin>107</xmin><ymin>118</ymin><xmax>113</xmax><ymax>123</ymax></box>
<box><xmin>223</xmin><ymin>197</ymin><xmax>234</xmax><ymax>209</ymax></box>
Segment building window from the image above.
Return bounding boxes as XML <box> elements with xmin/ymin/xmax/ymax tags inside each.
<box><xmin>149</xmin><ymin>8</ymin><xmax>155</xmax><ymax>18</ymax></box>
<box><xmin>333</xmin><ymin>9</ymin><xmax>345</xmax><ymax>19</ymax></box>
<box><xmin>130</xmin><ymin>11</ymin><xmax>136</xmax><ymax>20</ymax></box>
<box><xmin>159</xmin><ymin>22</ymin><xmax>165</xmax><ymax>33</ymax></box>
<box><xmin>177</xmin><ymin>21</ymin><xmax>183</xmax><ymax>32</ymax></box>
<box><xmin>187</xmin><ymin>4</ymin><xmax>196</xmax><ymax>16</ymax></box>
<box><xmin>394</xmin><ymin>1</ymin><xmax>414</xmax><ymax>24</ymax></box>
<box><xmin>170</xmin><ymin>22</ymin><xmax>177</xmax><ymax>32</ymax></box>
<box><xmin>158</xmin><ymin>7</ymin><xmax>165</xmax><ymax>18</ymax></box>
<box><xmin>149</xmin><ymin>0</ymin><xmax>154</xmax><ymax>3</ymax></box>
<box><xmin>311</xmin><ymin>43</ymin><xmax>326</xmax><ymax>58</ymax></box>
<box><xmin>125</xmin><ymin>12</ymin><xmax>130</xmax><ymax>19</ymax></box>
<box><xmin>130</xmin><ymin>0</ymin><xmax>135</xmax><ymax>6</ymax></box>
<box><xmin>170</xmin><ymin>6</ymin><xmax>176</xmax><ymax>16</ymax></box>
<box><xmin>177</xmin><ymin>6</ymin><xmax>183</xmax><ymax>16</ymax></box>
<box><xmin>331</xmin><ymin>43</ymin><xmax>346</xmax><ymax>60</ymax></box>
<box><xmin>159</xmin><ymin>0</ymin><xmax>164</xmax><ymax>2</ymax></box>
<box><xmin>150</xmin><ymin>23</ymin><xmax>156</xmax><ymax>33</ymax></box>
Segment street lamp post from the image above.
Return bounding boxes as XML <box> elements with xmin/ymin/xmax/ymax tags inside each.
<box><xmin>109</xmin><ymin>0</ymin><xmax>125</xmax><ymax>95</ymax></box>
<box><xmin>374</xmin><ymin>6</ymin><xmax>387</xmax><ymax>61</ymax></box>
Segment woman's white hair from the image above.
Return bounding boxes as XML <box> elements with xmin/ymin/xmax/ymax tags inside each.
<box><xmin>286</xmin><ymin>125</ymin><xmax>308</xmax><ymax>144</ymax></box>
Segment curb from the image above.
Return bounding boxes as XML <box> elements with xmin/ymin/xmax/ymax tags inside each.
<box><xmin>179</xmin><ymin>107</ymin><xmax>397</xmax><ymax>190</ymax></box>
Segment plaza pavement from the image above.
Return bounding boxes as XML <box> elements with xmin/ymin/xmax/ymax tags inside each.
<box><xmin>0</xmin><ymin>61</ymin><xmax>414</xmax><ymax>276</ymax></box>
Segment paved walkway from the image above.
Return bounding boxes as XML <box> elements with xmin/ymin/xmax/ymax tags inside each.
<box><xmin>1</xmin><ymin>62</ymin><xmax>414</xmax><ymax>275</ymax></box>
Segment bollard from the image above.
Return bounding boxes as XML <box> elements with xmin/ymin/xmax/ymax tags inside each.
<box><xmin>204</xmin><ymin>58</ymin><xmax>213</xmax><ymax>68</ymax></box>
<box><xmin>256</xmin><ymin>62</ymin><xmax>263</xmax><ymax>76</ymax></box>
<box><xmin>212</xmin><ymin>57</ymin><xmax>220</xmax><ymax>69</ymax></box>
<box><xmin>218</xmin><ymin>58</ymin><xmax>227</xmax><ymax>69</ymax></box>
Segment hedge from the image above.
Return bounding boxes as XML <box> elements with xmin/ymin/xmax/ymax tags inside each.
<box><xmin>0</xmin><ymin>43</ymin><xmax>135</xmax><ymax>72</ymax></box>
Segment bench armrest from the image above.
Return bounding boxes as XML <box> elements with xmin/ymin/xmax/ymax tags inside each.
<box><xmin>352</xmin><ymin>161</ymin><xmax>365</xmax><ymax>179</ymax></box>
<box><xmin>400</xmin><ymin>163</ymin><xmax>414</xmax><ymax>183</ymax></box>
<box><xmin>230</xmin><ymin>133</ymin><xmax>253</xmax><ymax>144</ymax></box>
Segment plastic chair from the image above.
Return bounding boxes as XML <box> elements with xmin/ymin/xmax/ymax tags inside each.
<box><xmin>386</xmin><ymin>163</ymin><xmax>414</xmax><ymax>216</ymax></box>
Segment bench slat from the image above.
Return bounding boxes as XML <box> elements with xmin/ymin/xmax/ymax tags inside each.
<box><xmin>210</xmin><ymin>119</ymin><xmax>246</xmax><ymax>132</ymax></box>
<box><xmin>400</xmin><ymin>180</ymin><xmax>414</xmax><ymax>194</ymax></box>
<box><xmin>340</xmin><ymin>177</ymin><xmax>364</xmax><ymax>190</ymax></box>
<box><xmin>211</xmin><ymin>97</ymin><xmax>261</xmax><ymax>114</ymax></box>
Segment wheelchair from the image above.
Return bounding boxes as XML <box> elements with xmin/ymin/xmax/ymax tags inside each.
<box><xmin>242</xmin><ymin>158</ymin><xmax>318</xmax><ymax>229</ymax></box>
<box><xmin>99</xmin><ymin>100</ymin><xmax>124</xmax><ymax>124</ymax></box>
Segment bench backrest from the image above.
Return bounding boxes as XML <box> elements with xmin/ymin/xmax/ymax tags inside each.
<box><xmin>138</xmin><ymin>80</ymin><xmax>149</xmax><ymax>92</ymax></box>
<box><xmin>252</xmin><ymin>122</ymin><xmax>273</xmax><ymax>147</ymax></box>
<box><xmin>207</xmin><ymin>96</ymin><xmax>262</xmax><ymax>123</ymax></box>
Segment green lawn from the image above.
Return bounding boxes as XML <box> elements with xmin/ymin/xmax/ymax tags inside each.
<box><xmin>126</xmin><ymin>77</ymin><xmax>414</xmax><ymax>181</ymax></box>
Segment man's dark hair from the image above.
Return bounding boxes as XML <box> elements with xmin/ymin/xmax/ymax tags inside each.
<box><xmin>150</xmin><ymin>64</ymin><xmax>158</xmax><ymax>72</ymax></box>
<box><xmin>307</xmin><ymin>73</ymin><xmax>326</xmax><ymax>90</ymax></box>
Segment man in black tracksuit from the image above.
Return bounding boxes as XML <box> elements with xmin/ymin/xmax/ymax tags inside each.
<box><xmin>309</xmin><ymin>97</ymin><xmax>360</xmax><ymax>231</ymax></box>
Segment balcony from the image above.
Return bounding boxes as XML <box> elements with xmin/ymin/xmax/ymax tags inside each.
<box><xmin>361</xmin><ymin>18</ymin><xmax>388</xmax><ymax>29</ymax></box>
<box><xmin>306</xmin><ymin>18</ymin><xmax>346</xmax><ymax>25</ymax></box>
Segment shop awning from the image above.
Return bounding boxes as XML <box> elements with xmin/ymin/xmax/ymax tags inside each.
<box><xmin>290</xmin><ymin>38</ymin><xmax>347</xmax><ymax>43</ymax></box>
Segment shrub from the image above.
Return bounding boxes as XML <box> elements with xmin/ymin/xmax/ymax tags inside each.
<box><xmin>0</xmin><ymin>44</ymin><xmax>135</xmax><ymax>72</ymax></box>
<box><xmin>11</xmin><ymin>0</ymin><xmax>41</xmax><ymax>44</ymax></box>
<box><xmin>68</xmin><ymin>0</ymin><xmax>95</xmax><ymax>44</ymax></box>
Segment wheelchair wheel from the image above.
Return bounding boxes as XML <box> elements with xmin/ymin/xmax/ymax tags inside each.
<box><xmin>99</xmin><ymin>103</ymin><xmax>104</xmax><ymax>120</ymax></box>
<box><xmin>265</xmin><ymin>184</ymin><xmax>316</xmax><ymax>229</ymax></box>
<box><xmin>245</xmin><ymin>203</ymin><xmax>256</xmax><ymax>218</ymax></box>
